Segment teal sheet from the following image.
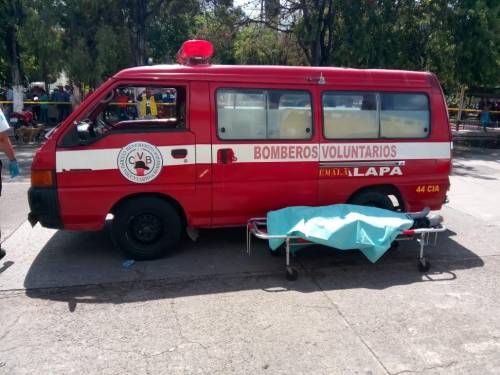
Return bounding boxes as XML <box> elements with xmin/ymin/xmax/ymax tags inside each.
<box><xmin>267</xmin><ymin>204</ymin><xmax>414</xmax><ymax>263</ymax></box>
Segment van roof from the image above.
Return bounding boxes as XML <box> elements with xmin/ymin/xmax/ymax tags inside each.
<box><xmin>113</xmin><ymin>64</ymin><xmax>434</xmax><ymax>87</ymax></box>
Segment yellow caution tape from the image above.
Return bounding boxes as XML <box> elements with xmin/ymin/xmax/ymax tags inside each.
<box><xmin>0</xmin><ymin>101</ymin><xmax>175</xmax><ymax>106</ymax></box>
<box><xmin>448</xmin><ymin>108</ymin><xmax>500</xmax><ymax>114</ymax></box>
<box><xmin>0</xmin><ymin>101</ymin><xmax>72</xmax><ymax>105</ymax></box>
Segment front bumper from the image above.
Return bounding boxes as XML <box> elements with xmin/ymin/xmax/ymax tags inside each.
<box><xmin>28</xmin><ymin>187</ymin><xmax>63</xmax><ymax>229</ymax></box>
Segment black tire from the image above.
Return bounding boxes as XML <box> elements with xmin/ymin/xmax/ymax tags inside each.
<box><xmin>112</xmin><ymin>196</ymin><xmax>182</xmax><ymax>260</ymax></box>
<box><xmin>349</xmin><ymin>191</ymin><xmax>394</xmax><ymax>210</ymax></box>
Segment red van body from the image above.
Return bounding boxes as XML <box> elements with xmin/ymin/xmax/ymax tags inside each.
<box><xmin>28</xmin><ymin>55</ymin><xmax>451</xmax><ymax>259</ymax></box>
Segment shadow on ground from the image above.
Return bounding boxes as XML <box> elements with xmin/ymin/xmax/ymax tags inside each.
<box><xmin>452</xmin><ymin>145</ymin><xmax>500</xmax><ymax>161</ymax></box>
<box><xmin>452</xmin><ymin>161</ymin><xmax>498</xmax><ymax>180</ymax></box>
<box><xmin>23</xmin><ymin>225</ymin><xmax>484</xmax><ymax>311</ymax></box>
<box><xmin>452</xmin><ymin>145</ymin><xmax>500</xmax><ymax>180</ymax></box>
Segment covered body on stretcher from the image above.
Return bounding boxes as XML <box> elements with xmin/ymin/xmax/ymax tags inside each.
<box><xmin>246</xmin><ymin>204</ymin><xmax>446</xmax><ymax>280</ymax></box>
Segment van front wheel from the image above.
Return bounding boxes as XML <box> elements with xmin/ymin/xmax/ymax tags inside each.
<box><xmin>112</xmin><ymin>197</ymin><xmax>182</xmax><ymax>260</ymax></box>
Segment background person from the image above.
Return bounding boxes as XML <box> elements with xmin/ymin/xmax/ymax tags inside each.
<box><xmin>0</xmin><ymin>107</ymin><xmax>19</xmax><ymax>259</ymax></box>
<box><xmin>29</xmin><ymin>87</ymin><xmax>42</xmax><ymax>121</ymax></box>
<box><xmin>480</xmin><ymin>105</ymin><xmax>491</xmax><ymax>132</ymax></box>
<box><xmin>39</xmin><ymin>89</ymin><xmax>49</xmax><ymax>125</ymax></box>
<box><xmin>63</xmin><ymin>85</ymin><xmax>73</xmax><ymax>119</ymax></box>
<box><xmin>138</xmin><ymin>88</ymin><xmax>157</xmax><ymax>119</ymax></box>
<box><xmin>51</xmin><ymin>87</ymin><xmax>65</xmax><ymax>123</ymax></box>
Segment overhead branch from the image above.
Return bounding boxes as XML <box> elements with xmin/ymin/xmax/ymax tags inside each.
<box><xmin>242</xmin><ymin>18</ymin><xmax>295</xmax><ymax>33</ymax></box>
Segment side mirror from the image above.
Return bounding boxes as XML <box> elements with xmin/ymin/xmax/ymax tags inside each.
<box><xmin>76</xmin><ymin>120</ymin><xmax>92</xmax><ymax>143</ymax></box>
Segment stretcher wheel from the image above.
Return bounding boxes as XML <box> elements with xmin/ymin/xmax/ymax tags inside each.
<box><xmin>285</xmin><ymin>266</ymin><xmax>298</xmax><ymax>281</ymax></box>
<box><xmin>418</xmin><ymin>258</ymin><xmax>431</xmax><ymax>273</ymax></box>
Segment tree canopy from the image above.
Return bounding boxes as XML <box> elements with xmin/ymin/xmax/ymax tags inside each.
<box><xmin>0</xmin><ymin>0</ymin><xmax>498</xmax><ymax>95</ymax></box>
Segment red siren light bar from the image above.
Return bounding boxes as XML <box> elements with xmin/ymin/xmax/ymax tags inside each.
<box><xmin>176</xmin><ymin>40</ymin><xmax>214</xmax><ymax>65</ymax></box>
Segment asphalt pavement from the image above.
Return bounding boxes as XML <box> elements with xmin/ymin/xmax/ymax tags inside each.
<box><xmin>0</xmin><ymin>143</ymin><xmax>499</xmax><ymax>374</ymax></box>
<box><xmin>0</xmin><ymin>143</ymin><xmax>37</xmax><ymax>242</ymax></box>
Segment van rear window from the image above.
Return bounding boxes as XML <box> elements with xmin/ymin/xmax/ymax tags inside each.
<box><xmin>322</xmin><ymin>92</ymin><xmax>429</xmax><ymax>139</ymax></box>
<box><xmin>380</xmin><ymin>93</ymin><xmax>429</xmax><ymax>138</ymax></box>
<box><xmin>216</xmin><ymin>89</ymin><xmax>312</xmax><ymax>140</ymax></box>
<box><xmin>322</xmin><ymin>93</ymin><xmax>378</xmax><ymax>139</ymax></box>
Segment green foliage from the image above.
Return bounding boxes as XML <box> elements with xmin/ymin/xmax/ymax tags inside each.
<box><xmin>18</xmin><ymin>1</ymin><xmax>63</xmax><ymax>86</ymax></box>
<box><xmin>194</xmin><ymin>5</ymin><xmax>244</xmax><ymax>64</ymax></box>
<box><xmin>56</xmin><ymin>0</ymin><xmax>127</xmax><ymax>87</ymax></box>
<box><xmin>148</xmin><ymin>0</ymin><xmax>200</xmax><ymax>64</ymax></box>
<box><xmin>0</xmin><ymin>0</ymin><xmax>27</xmax><ymax>85</ymax></box>
<box><xmin>66</xmin><ymin>38</ymin><xmax>94</xmax><ymax>86</ymax></box>
<box><xmin>0</xmin><ymin>0</ymin><xmax>498</xmax><ymax>96</ymax></box>
<box><xmin>452</xmin><ymin>0</ymin><xmax>499</xmax><ymax>88</ymax></box>
<box><xmin>234</xmin><ymin>26</ymin><xmax>305</xmax><ymax>65</ymax></box>
<box><xmin>289</xmin><ymin>0</ymin><xmax>498</xmax><ymax>91</ymax></box>
<box><xmin>95</xmin><ymin>25</ymin><xmax>133</xmax><ymax>80</ymax></box>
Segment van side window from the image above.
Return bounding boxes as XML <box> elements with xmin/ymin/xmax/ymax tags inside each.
<box><xmin>322</xmin><ymin>91</ymin><xmax>430</xmax><ymax>139</ymax></box>
<box><xmin>323</xmin><ymin>92</ymin><xmax>378</xmax><ymax>139</ymax></box>
<box><xmin>217</xmin><ymin>89</ymin><xmax>312</xmax><ymax>140</ymax></box>
<box><xmin>380</xmin><ymin>93</ymin><xmax>429</xmax><ymax>138</ymax></box>
<box><xmin>94</xmin><ymin>86</ymin><xmax>185</xmax><ymax>130</ymax></box>
<box><xmin>65</xmin><ymin>85</ymin><xmax>186</xmax><ymax>145</ymax></box>
<box><xmin>61</xmin><ymin>85</ymin><xmax>189</xmax><ymax>146</ymax></box>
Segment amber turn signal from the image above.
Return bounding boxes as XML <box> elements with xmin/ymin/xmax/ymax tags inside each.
<box><xmin>31</xmin><ymin>170</ymin><xmax>54</xmax><ymax>187</ymax></box>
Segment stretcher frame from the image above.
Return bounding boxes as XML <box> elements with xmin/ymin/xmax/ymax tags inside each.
<box><xmin>246</xmin><ymin>217</ymin><xmax>446</xmax><ymax>280</ymax></box>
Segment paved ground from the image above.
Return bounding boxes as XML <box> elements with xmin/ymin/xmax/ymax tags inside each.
<box><xmin>449</xmin><ymin>145</ymin><xmax>500</xmax><ymax>225</ymax></box>
<box><xmin>0</xmin><ymin>143</ymin><xmax>37</xmax><ymax>242</ymax></box>
<box><xmin>0</xmin><ymin>144</ymin><xmax>499</xmax><ymax>374</ymax></box>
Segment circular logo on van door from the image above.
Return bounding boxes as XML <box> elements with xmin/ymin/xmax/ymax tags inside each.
<box><xmin>117</xmin><ymin>142</ymin><xmax>163</xmax><ymax>183</ymax></box>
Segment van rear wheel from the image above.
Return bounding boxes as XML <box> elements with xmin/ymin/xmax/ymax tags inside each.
<box><xmin>348</xmin><ymin>191</ymin><xmax>395</xmax><ymax>211</ymax></box>
<box><xmin>112</xmin><ymin>197</ymin><xmax>182</xmax><ymax>260</ymax></box>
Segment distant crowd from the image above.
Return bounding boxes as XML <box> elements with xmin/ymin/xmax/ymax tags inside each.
<box><xmin>0</xmin><ymin>85</ymin><xmax>76</xmax><ymax>126</ymax></box>
<box><xmin>478</xmin><ymin>98</ymin><xmax>500</xmax><ymax>112</ymax></box>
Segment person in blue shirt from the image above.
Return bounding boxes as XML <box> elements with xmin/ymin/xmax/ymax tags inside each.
<box><xmin>51</xmin><ymin>87</ymin><xmax>66</xmax><ymax>123</ymax></box>
<box><xmin>0</xmin><ymin>107</ymin><xmax>19</xmax><ymax>259</ymax></box>
<box><xmin>480</xmin><ymin>105</ymin><xmax>491</xmax><ymax>132</ymax></box>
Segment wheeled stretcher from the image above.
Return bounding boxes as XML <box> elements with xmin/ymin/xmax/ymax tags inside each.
<box><xmin>246</xmin><ymin>209</ymin><xmax>446</xmax><ymax>281</ymax></box>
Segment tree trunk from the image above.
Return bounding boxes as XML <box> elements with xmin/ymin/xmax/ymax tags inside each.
<box><xmin>5</xmin><ymin>24</ymin><xmax>24</xmax><ymax>112</ymax></box>
<box><xmin>298</xmin><ymin>0</ymin><xmax>328</xmax><ymax>66</ymax></box>
<box><xmin>128</xmin><ymin>0</ymin><xmax>148</xmax><ymax>66</ymax></box>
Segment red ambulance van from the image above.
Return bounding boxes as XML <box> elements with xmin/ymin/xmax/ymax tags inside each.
<box><xmin>28</xmin><ymin>40</ymin><xmax>451</xmax><ymax>259</ymax></box>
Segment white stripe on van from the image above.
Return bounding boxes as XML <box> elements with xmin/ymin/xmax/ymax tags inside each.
<box><xmin>212</xmin><ymin>143</ymin><xmax>317</xmax><ymax>163</ymax></box>
<box><xmin>56</xmin><ymin>145</ymin><xmax>195</xmax><ymax>172</ymax></box>
<box><xmin>196</xmin><ymin>144</ymin><xmax>212</xmax><ymax>164</ymax></box>
<box><xmin>319</xmin><ymin>142</ymin><xmax>451</xmax><ymax>161</ymax></box>
<box><xmin>56</xmin><ymin>142</ymin><xmax>451</xmax><ymax>172</ymax></box>
<box><xmin>212</xmin><ymin>142</ymin><xmax>451</xmax><ymax>162</ymax></box>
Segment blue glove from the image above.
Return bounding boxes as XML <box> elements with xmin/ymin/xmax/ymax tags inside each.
<box><xmin>9</xmin><ymin>160</ymin><xmax>19</xmax><ymax>178</ymax></box>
